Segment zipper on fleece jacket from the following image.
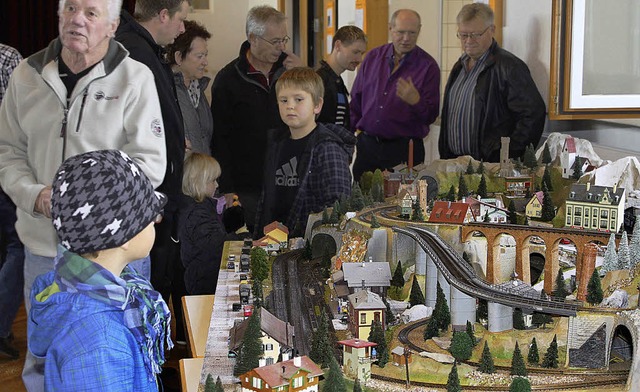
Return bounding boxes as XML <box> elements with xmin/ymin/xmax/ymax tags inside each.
<box><xmin>59</xmin><ymin>89</ymin><xmax>89</xmax><ymax>160</ymax></box>
<box><xmin>74</xmin><ymin>90</ymin><xmax>89</xmax><ymax>133</ymax></box>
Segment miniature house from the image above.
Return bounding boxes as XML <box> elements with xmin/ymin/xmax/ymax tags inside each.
<box><xmin>254</xmin><ymin>221</ymin><xmax>289</xmax><ymax>252</ymax></box>
<box><xmin>504</xmin><ymin>175</ymin><xmax>533</xmax><ymax>197</ymax></box>
<box><xmin>565</xmin><ymin>182</ymin><xmax>626</xmax><ymax>232</ymax></box>
<box><xmin>342</xmin><ymin>261</ymin><xmax>392</xmax><ymax>296</ymax></box>
<box><xmin>239</xmin><ymin>355</ymin><xmax>322</xmax><ymax>392</ymax></box>
<box><xmin>428</xmin><ymin>201</ymin><xmax>472</xmax><ymax>224</ymax></box>
<box><xmin>338</xmin><ymin>339</ymin><xmax>378</xmax><ymax>382</ymax></box>
<box><xmin>560</xmin><ymin>136</ymin><xmax>577</xmax><ymax>178</ymax></box>
<box><xmin>525</xmin><ymin>191</ymin><xmax>544</xmax><ymax>218</ymax></box>
<box><xmin>229</xmin><ymin>308</ymin><xmax>295</xmax><ymax>365</ymax></box>
<box><xmin>396</xmin><ymin>188</ymin><xmax>413</xmax><ymax>217</ymax></box>
<box><xmin>391</xmin><ymin>346</ymin><xmax>413</xmax><ymax>366</ymax></box>
<box><xmin>464</xmin><ymin>196</ymin><xmax>508</xmax><ymax>223</ymax></box>
<box><xmin>347</xmin><ymin>289</ymin><xmax>386</xmax><ymax>339</ymax></box>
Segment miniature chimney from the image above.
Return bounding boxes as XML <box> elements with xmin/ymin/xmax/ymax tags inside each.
<box><xmin>613</xmin><ymin>183</ymin><xmax>618</xmax><ymax>194</ymax></box>
<box><xmin>282</xmin><ymin>351</ymin><xmax>290</xmax><ymax>361</ymax></box>
<box><xmin>282</xmin><ymin>366</ymin><xmax>286</xmax><ymax>374</ymax></box>
<box><xmin>408</xmin><ymin>139</ymin><xmax>414</xmax><ymax>174</ymax></box>
<box><xmin>293</xmin><ymin>356</ymin><xmax>302</xmax><ymax>367</ymax></box>
<box><xmin>586</xmin><ymin>182</ymin><xmax>591</xmax><ymax>191</ymax></box>
<box><xmin>259</xmin><ymin>358</ymin><xmax>266</xmax><ymax>367</ymax></box>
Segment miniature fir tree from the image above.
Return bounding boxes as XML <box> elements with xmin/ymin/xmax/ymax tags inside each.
<box><xmin>368</xmin><ymin>320</ymin><xmax>388</xmax><ymax>367</ymax></box>
<box><xmin>510</xmin><ymin>341</ymin><xmax>528</xmax><ymax>377</ymax></box>
<box><xmin>553</xmin><ymin>269</ymin><xmax>569</xmax><ymax>299</ymax></box>
<box><xmin>630</xmin><ymin>215</ymin><xmax>640</xmax><ymax>267</ymax></box>
<box><xmin>446</xmin><ymin>362</ymin><xmax>462</xmax><ymax>392</ymax></box>
<box><xmin>340</xmin><ymin>194</ymin><xmax>352</xmax><ymax>214</ymax></box>
<box><xmin>542</xmin><ymin>143</ymin><xmax>552</xmax><ymax>164</ymax></box>
<box><xmin>542</xmin><ymin>165</ymin><xmax>553</xmax><ymax>191</ymax></box>
<box><xmin>303</xmin><ymin>239</ymin><xmax>313</xmax><ymax>260</ymax></box>
<box><xmin>252</xmin><ymin>279</ymin><xmax>263</xmax><ymax>309</ymax></box>
<box><xmin>466</xmin><ymin>159</ymin><xmax>475</xmax><ymax>174</ymax></box>
<box><xmin>411</xmin><ymin>200</ymin><xmax>424</xmax><ymax>221</ymax></box>
<box><xmin>371</xmin><ymin>169</ymin><xmax>385</xmax><ymax>202</ymax></box>
<box><xmin>363</xmin><ymin>191</ymin><xmax>373</xmax><ymax>207</ymax></box>
<box><xmin>510</xmin><ymin>377</ymin><xmax>532</xmax><ymax>392</ymax></box>
<box><xmin>477</xmin><ymin>175</ymin><xmax>488</xmax><ymax>198</ymax></box>
<box><xmin>514</xmin><ymin>157</ymin><xmax>523</xmax><ymax>171</ymax></box>
<box><xmin>477</xmin><ymin>299</ymin><xmax>488</xmax><ymax>323</ymax></box>
<box><xmin>383</xmin><ymin>296</ymin><xmax>394</xmax><ymax>325</ymax></box>
<box><xmin>423</xmin><ymin>316</ymin><xmax>440</xmax><ymax>340</ymax></box>
<box><xmin>214</xmin><ymin>376</ymin><xmax>224</xmax><ymax>392</ymax></box>
<box><xmin>586</xmin><ymin>268</ymin><xmax>604</xmax><ymax>305</ymax></box>
<box><xmin>323</xmin><ymin>355</ymin><xmax>346</xmax><ymax>392</ymax></box>
<box><xmin>370</xmin><ymin>214</ymin><xmax>380</xmax><ymax>228</ymax></box>
<box><xmin>513</xmin><ymin>308</ymin><xmax>526</xmax><ymax>330</ymax></box>
<box><xmin>446</xmin><ymin>184</ymin><xmax>456</xmax><ymax>201</ymax></box>
<box><xmin>476</xmin><ymin>160</ymin><xmax>485</xmax><ymax>175</ymax></box>
<box><xmin>466</xmin><ymin>320</ymin><xmax>476</xmax><ymax>346</ymax></box>
<box><xmin>483</xmin><ymin>210</ymin><xmax>491</xmax><ymax>223</ymax></box>
<box><xmin>617</xmin><ymin>231</ymin><xmax>631</xmax><ymax>270</ymax></box>
<box><xmin>360</xmin><ymin>171</ymin><xmax>373</xmax><ymax>194</ymax></box>
<box><xmin>233</xmin><ymin>312</ymin><xmax>263</xmax><ymax>376</ymax></box>
<box><xmin>508</xmin><ymin>200</ymin><xmax>518</xmax><ymax>224</ymax></box>
<box><xmin>391</xmin><ymin>260</ymin><xmax>405</xmax><ymax>295</ymax></box>
<box><xmin>528</xmin><ymin>337</ymin><xmax>540</xmax><ymax>364</ymax></box>
<box><xmin>353</xmin><ymin>378</ymin><xmax>363</xmax><ymax>392</ymax></box>
<box><xmin>409</xmin><ymin>275</ymin><xmax>425</xmax><ymax>307</ymax></box>
<box><xmin>540</xmin><ymin>184</ymin><xmax>555</xmax><ymax>222</ymax></box>
<box><xmin>250</xmin><ymin>246</ymin><xmax>269</xmax><ymax>282</ymax></box>
<box><xmin>571</xmin><ymin>161</ymin><xmax>583</xmax><ymax>180</ymax></box>
<box><xmin>310</xmin><ymin>312</ymin><xmax>334</xmax><ymax>368</ymax></box>
<box><xmin>523</xmin><ymin>144</ymin><xmax>538</xmax><ymax>169</ymax></box>
<box><xmin>322</xmin><ymin>207</ymin><xmax>330</xmax><ymax>224</ymax></box>
<box><xmin>458</xmin><ymin>174</ymin><xmax>468</xmax><ymax>200</ymax></box>
<box><xmin>434</xmin><ymin>282</ymin><xmax>451</xmax><ymax>331</ymax></box>
<box><xmin>541</xmin><ymin>335</ymin><xmax>559</xmax><ymax>368</ymax></box>
<box><xmin>204</xmin><ymin>374</ymin><xmax>215</xmax><ymax>392</ymax></box>
<box><xmin>350</xmin><ymin>182</ymin><xmax>365</xmax><ymax>211</ymax></box>
<box><xmin>450</xmin><ymin>331</ymin><xmax>473</xmax><ymax>361</ymax></box>
<box><xmin>600</xmin><ymin>233</ymin><xmax>618</xmax><ymax>274</ymax></box>
<box><xmin>329</xmin><ymin>201</ymin><xmax>340</xmax><ymax>224</ymax></box>
<box><xmin>478</xmin><ymin>341</ymin><xmax>495</xmax><ymax>374</ymax></box>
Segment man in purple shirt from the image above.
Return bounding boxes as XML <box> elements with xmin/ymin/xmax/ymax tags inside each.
<box><xmin>350</xmin><ymin>9</ymin><xmax>440</xmax><ymax>181</ymax></box>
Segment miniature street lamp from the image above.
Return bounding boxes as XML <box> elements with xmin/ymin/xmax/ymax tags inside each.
<box><xmin>403</xmin><ymin>345</ymin><xmax>411</xmax><ymax>388</ymax></box>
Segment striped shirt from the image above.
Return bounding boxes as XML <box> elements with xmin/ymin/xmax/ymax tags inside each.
<box><xmin>445</xmin><ymin>50</ymin><xmax>490</xmax><ymax>157</ymax></box>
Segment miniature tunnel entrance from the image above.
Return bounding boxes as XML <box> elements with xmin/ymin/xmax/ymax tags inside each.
<box><xmin>311</xmin><ymin>233</ymin><xmax>337</xmax><ymax>260</ymax></box>
<box><xmin>610</xmin><ymin>325</ymin><xmax>634</xmax><ymax>369</ymax></box>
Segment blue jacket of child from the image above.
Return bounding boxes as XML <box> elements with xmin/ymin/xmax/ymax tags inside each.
<box><xmin>29</xmin><ymin>270</ymin><xmax>159</xmax><ymax>392</ymax></box>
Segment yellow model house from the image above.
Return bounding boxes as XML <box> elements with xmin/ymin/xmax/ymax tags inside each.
<box><xmin>525</xmin><ymin>191</ymin><xmax>544</xmax><ymax>218</ymax></box>
<box><xmin>347</xmin><ymin>290</ymin><xmax>385</xmax><ymax>339</ymax></box>
<box><xmin>338</xmin><ymin>339</ymin><xmax>377</xmax><ymax>382</ymax></box>
<box><xmin>565</xmin><ymin>183</ymin><xmax>625</xmax><ymax>232</ymax></box>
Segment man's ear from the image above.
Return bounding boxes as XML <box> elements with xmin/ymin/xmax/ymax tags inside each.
<box><xmin>159</xmin><ymin>8</ymin><xmax>170</xmax><ymax>23</ymax></box>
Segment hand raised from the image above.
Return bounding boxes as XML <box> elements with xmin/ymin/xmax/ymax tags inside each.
<box><xmin>396</xmin><ymin>77</ymin><xmax>420</xmax><ymax>106</ymax></box>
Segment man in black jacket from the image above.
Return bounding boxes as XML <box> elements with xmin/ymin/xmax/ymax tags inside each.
<box><xmin>115</xmin><ymin>0</ymin><xmax>188</xmax><ymax>304</ymax></box>
<box><xmin>439</xmin><ymin>3</ymin><xmax>545</xmax><ymax>162</ymax></box>
<box><xmin>211</xmin><ymin>5</ymin><xmax>302</xmax><ymax>233</ymax></box>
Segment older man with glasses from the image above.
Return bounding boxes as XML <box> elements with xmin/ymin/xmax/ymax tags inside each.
<box><xmin>350</xmin><ymin>9</ymin><xmax>440</xmax><ymax>182</ymax></box>
<box><xmin>210</xmin><ymin>5</ymin><xmax>302</xmax><ymax>233</ymax></box>
<box><xmin>439</xmin><ymin>2</ymin><xmax>545</xmax><ymax>163</ymax></box>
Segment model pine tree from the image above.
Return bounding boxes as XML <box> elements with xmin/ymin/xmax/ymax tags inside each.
<box><xmin>371</xmin><ymin>169</ymin><xmax>385</xmax><ymax>202</ymax></box>
<box><xmin>391</xmin><ymin>261</ymin><xmax>405</xmax><ymax>295</ymax></box>
<box><xmin>466</xmin><ymin>159</ymin><xmax>475</xmax><ymax>174</ymax></box>
<box><xmin>363</xmin><ymin>191</ymin><xmax>373</xmax><ymax>207</ymax></box>
<box><xmin>360</xmin><ymin>171</ymin><xmax>373</xmax><ymax>194</ymax></box>
<box><xmin>250</xmin><ymin>246</ymin><xmax>269</xmax><ymax>282</ymax></box>
<box><xmin>329</xmin><ymin>201</ymin><xmax>340</xmax><ymax>224</ymax></box>
<box><xmin>630</xmin><ymin>215</ymin><xmax>640</xmax><ymax>267</ymax></box>
<box><xmin>409</xmin><ymin>275</ymin><xmax>425</xmax><ymax>306</ymax></box>
<box><xmin>483</xmin><ymin>211</ymin><xmax>491</xmax><ymax>222</ymax></box>
<box><xmin>446</xmin><ymin>362</ymin><xmax>462</xmax><ymax>392</ymax></box>
<box><xmin>383</xmin><ymin>296</ymin><xmax>394</xmax><ymax>325</ymax></box>
<box><xmin>477</xmin><ymin>299</ymin><xmax>488</xmax><ymax>323</ymax></box>
<box><xmin>450</xmin><ymin>331</ymin><xmax>473</xmax><ymax>361</ymax></box>
<box><xmin>322</xmin><ymin>355</ymin><xmax>346</xmax><ymax>392</ymax></box>
<box><xmin>233</xmin><ymin>312</ymin><xmax>263</xmax><ymax>376</ymax></box>
<box><xmin>350</xmin><ymin>182</ymin><xmax>365</xmax><ymax>211</ymax></box>
<box><xmin>446</xmin><ymin>184</ymin><xmax>456</xmax><ymax>201</ymax></box>
<box><xmin>423</xmin><ymin>316</ymin><xmax>440</xmax><ymax>340</ymax></box>
<box><xmin>368</xmin><ymin>320</ymin><xmax>388</xmax><ymax>367</ymax></box>
<box><xmin>340</xmin><ymin>194</ymin><xmax>352</xmax><ymax>214</ymax></box>
<box><xmin>476</xmin><ymin>160</ymin><xmax>485</xmax><ymax>174</ymax></box>
<box><xmin>542</xmin><ymin>165</ymin><xmax>553</xmax><ymax>191</ymax></box>
<box><xmin>528</xmin><ymin>337</ymin><xmax>539</xmax><ymax>364</ymax></box>
<box><xmin>586</xmin><ymin>268</ymin><xmax>604</xmax><ymax>305</ymax></box>
<box><xmin>513</xmin><ymin>308</ymin><xmax>525</xmax><ymax>330</ymax></box>
<box><xmin>458</xmin><ymin>174</ymin><xmax>468</xmax><ymax>200</ymax></box>
<box><xmin>510</xmin><ymin>377</ymin><xmax>532</xmax><ymax>392</ymax></box>
<box><xmin>553</xmin><ymin>269</ymin><xmax>569</xmax><ymax>299</ymax></box>
<box><xmin>601</xmin><ymin>233</ymin><xmax>618</xmax><ymax>274</ymax></box>
<box><xmin>541</xmin><ymin>334</ymin><xmax>559</xmax><ymax>368</ymax></box>
<box><xmin>411</xmin><ymin>200</ymin><xmax>424</xmax><ymax>221</ymax></box>
<box><xmin>508</xmin><ymin>200</ymin><xmax>518</xmax><ymax>224</ymax></box>
<box><xmin>434</xmin><ymin>282</ymin><xmax>451</xmax><ymax>331</ymax></box>
<box><xmin>466</xmin><ymin>320</ymin><xmax>476</xmax><ymax>346</ymax></box>
<box><xmin>523</xmin><ymin>144</ymin><xmax>537</xmax><ymax>169</ymax></box>
<box><xmin>204</xmin><ymin>374</ymin><xmax>215</xmax><ymax>392</ymax></box>
<box><xmin>617</xmin><ymin>231</ymin><xmax>631</xmax><ymax>270</ymax></box>
<box><xmin>542</xmin><ymin>143</ymin><xmax>552</xmax><ymax>164</ymax></box>
<box><xmin>352</xmin><ymin>377</ymin><xmax>363</xmax><ymax>392</ymax></box>
<box><xmin>322</xmin><ymin>207</ymin><xmax>330</xmax><ymax>223</ymax></box>
<box><xmin>510</xmin><ymin>341</ymin><xmax>528</xmax><ymax>376</ymax></box>
<box><xmin>477</xmin><ymin>175</ymin><xmax>488</xmax><ymax>198</ymax></box>
<box><xmin>252</xmin><ymin>279</ymin><xmax>263</xmax><ymax>309</ymax></box>
<box><xmin>370</xmin><ymin>214</ymin><xmax>380</xmax><ymax>228</ymax></box>
<box><xmin>540</xmin><ymin>184</ymin><xmax>555</xmax><ymax>221</ymax></box>
<box><xmin>310</xmin><ymin>312</ymin><xmax>334</xmax><ymax>368</ymax></box>
<box><xmin>571</xmin><ymin>160</ymin><xmax>583</xmax><ymax>180</ymax></box>
<box><xmin>479</xmin><ymin>341</ymin><xmax>495</xmax><ymax>373</ymax></box>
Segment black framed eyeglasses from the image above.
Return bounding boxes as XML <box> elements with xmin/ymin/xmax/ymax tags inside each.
<box><xmin>456</xmin><ymin>26</ymin><xmax>491</xmax><ymax>41</ymax></box>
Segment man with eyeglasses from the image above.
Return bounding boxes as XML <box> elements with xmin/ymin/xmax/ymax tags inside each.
<box><xmin>350</xmin><ymin>9</ymin><xmax>440</xmax><ymax>182</ymax></box>
<box><xmin>211</xmin><ymin>5</ymin><xmax>303</xmax><ymax>233</ymax></box>
<box><xmin>439</xmin><ymin>3</ymin><xmax>545</xmax><ymax>163</ymax></box>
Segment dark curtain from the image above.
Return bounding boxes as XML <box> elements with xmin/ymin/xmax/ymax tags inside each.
<box><xmin>0</xmin><ymin>0</ymin><xmax>137</xmax><ymax>57</ymax></box>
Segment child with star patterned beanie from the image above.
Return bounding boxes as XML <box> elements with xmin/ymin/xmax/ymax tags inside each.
<box><xmin>29</xmin><ymin>150</ymin><xmax>172</xmax><ymax>391</ymax></box>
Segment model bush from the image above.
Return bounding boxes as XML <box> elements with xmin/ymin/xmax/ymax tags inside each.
<box><xmin>371</xmin><ymin>169</ymin><xmax>385</xmax><ymax>202</ymax></box>
<box><xmin>586</xmin><ymin>268</ymin><xmax>604</xmax><ymax>305</ymax></box>
<box><xmin>250</xmin><ymin>246</ymin><xmax>269</xmax><ymax>282</ymax></box>
<box><xmin>541</xmin><ymin>334</ymin><xmax>559</xmax><ymax>368</ymax></box>
<box><xmin>450</xmin><ymin>331</ymin><xmax>473</xmax><ymax>362</ymax></box>
<box><xmin>446</xmin><ymin>362</ymin><xmax>461</xmax><ymax>392</ymax></box>
<box><xmin>369</xmin><ymin>214</ymin><xmax>380</xmax><ymax>228</ymax></box>
<box><xmin>478</xmin><ymin>341</ymin><xmax>495</xmax><ymax>374</ymax></box>
<box><xmin>509</xmin><ymin>376</ymin><xmax>531</xmax><ymax>392</ymax></box>
<box><xmin>368</xmin><ymin>320</ymin><xmax>388</xmax><ymax>367</ymax></box>
<box><xmin>527</xmin><ymin>337</ymin><xmax>539</xmax><ymax>364</ymax></box>
<box><xmin>510</xmin><ymin>341</ymin><xmax>527</xmax><ymax>377</ymax></box>
<box><xmin>360</xmin><ymin>171</ymin><xmax>373</xmax><ymax>194</ymax></box>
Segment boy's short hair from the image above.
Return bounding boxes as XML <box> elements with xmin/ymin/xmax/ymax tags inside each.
<box><xmin>223</xmin><ymin>205</ymin><xmax>245</xmax><ymax>233</ymax></box>
<box><xmin>276</xmin><ymin>67</ymin><xmax>325</xmax><ymax>106</ymax></box>
<box><xmin>332</xmin><ymin>25</ymin><xmax>367</xmax><ymax>50</ymax></box>
<box><xmin>51</xmin><ymin>150</ymin><xmax>166</xmax><ymax>255</ymax></box>
<box><xmin>182</xmin><ymin>152</ymin><xmax>221</xmax><ymax>202</ymax></box>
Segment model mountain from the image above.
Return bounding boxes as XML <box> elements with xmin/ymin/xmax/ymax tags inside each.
<box><xmin>582</xmin><ymin>155</ymin><xmax>640</xmax><ymax>193</ymax></box>
<box><xmin>538</xmin><ymin>132</ymin><xmax>604</xmax><ymax>167</ymax></box>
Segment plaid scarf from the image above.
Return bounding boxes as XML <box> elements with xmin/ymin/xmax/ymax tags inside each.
<box><xmin>54</xmin><ymin>246</ymin><xmax>173</xmax><ymax>381</ymax></box>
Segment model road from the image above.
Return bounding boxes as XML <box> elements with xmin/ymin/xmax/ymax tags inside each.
<box><xmin>394</xmin><ymin>226</ymin><xmax>582</xmax><ymax>316</ymax></box>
